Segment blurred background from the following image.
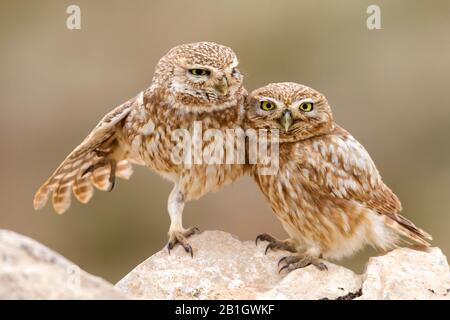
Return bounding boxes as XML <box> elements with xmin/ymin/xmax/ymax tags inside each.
<box><xmin>1</xmin><ymin>0</ymin><xmax>450</xmax><ymax>283</ymax></box>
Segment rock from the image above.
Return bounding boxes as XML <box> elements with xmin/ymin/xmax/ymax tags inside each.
<box><xmin>359</xmin><ymin>247</ymin><xmax>450</xmax><ymax>300</ymax></box>
<box><xmin>0</xmin><ymin>229</ymin><xmax>125</xmax><ymax>299</ymax></box>
<box><xmin>116</xmin><ymin>230</ymin><xmax>362</xmax><ymax>299</ymax></box>
<box><xmin>257</xmin><ymin>264</ymin><xmax>361</xmax><ymax>300</ymax></box>
<box><xmin>116</xmin><ymin>230</ymin><xmax>450</xmax><ymax>300</ymax></box>
<box><xmin>2</xmin><ymin>229</ymin><xmax>449</xmax><ymax>300</ymax></box>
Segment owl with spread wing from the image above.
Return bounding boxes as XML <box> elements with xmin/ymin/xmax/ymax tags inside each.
<box><xmin>34</xmin><ymin>42</ymin><xmax>247</xmax><ymax>256</ymax></box>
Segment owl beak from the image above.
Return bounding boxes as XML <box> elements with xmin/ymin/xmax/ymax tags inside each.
<box><xmin>214</xmin><ymin>76</ymin><xmax>229</xmax><ymax>96</ymax></box>
<box><xmin>280</xmin><ymin>110</ymin><xmax>293</xmax><ymax>132</ymax></box>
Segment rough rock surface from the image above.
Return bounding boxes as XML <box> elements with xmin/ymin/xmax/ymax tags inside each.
<box><xmin>359</xmin><ymin>247</ymin><xmax>450</xmax><ymax>300</ymax></box>
<box><xmin>1</xmin><ymin>229</ymin><xmax>449</xmax><ymax>300</ymax></box>
<box><xmin>0</xmin><ymin>229</ymin><xmax>125</xmax><ymax>299</ymax></box>
<box><xmin>116</xmin><ymin>230</ymin><xmax>450</xmax><ymax>300</ymax></box>
<box><xmin>116</xmin><ymin>230</ymin><xmax>362</xmax><ymax>299</ymax></box>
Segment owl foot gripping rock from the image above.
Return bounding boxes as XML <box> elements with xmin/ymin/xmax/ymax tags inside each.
<box><xmin>167</xmin><ymin>227</ymin><xmax>201</xmax><ymax>258</ymax></box>
<box><xmin>278</xmin><ymin>255</ymin><xmax>328</xmax><ymax>273</ymax></box>
<box><xmin>255</xmin><ymin>233</ymin><xmax>296</xmax><ymax>255</ymax></box>
<box><xmin>256</xmin><ymin>233</ymin><xmax>328</xmax><ymax>272</ymax></box>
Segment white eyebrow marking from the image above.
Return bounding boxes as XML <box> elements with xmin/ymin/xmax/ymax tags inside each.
<box><xmin>293</xmin><ymin>97</ymin><xmax>314</xmax><ymax>106</ymax></box>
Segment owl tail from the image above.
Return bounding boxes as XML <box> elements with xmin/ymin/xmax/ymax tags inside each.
<box><xmin>383</xmin><ymin>213</ymin><xmax>432</xmax><ymax>247</ymax></box>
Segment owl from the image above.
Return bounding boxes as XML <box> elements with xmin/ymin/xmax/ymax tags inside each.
<box><xmin>246</xmin><ymin>82</ymin><xmax>432</xmax><ymax>272</ymax></box>
<box><xmin>34</xmin><ymin>42</ymin><xmax>247</xmax><ymax>256</ymax></box>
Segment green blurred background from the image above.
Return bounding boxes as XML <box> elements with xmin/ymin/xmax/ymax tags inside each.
<box><xmin>1</xmin><ymin>0</ymin><xmax>449</xmax><ymax>283</ymax></box>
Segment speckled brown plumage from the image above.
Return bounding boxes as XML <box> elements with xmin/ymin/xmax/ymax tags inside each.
<box><xmin>34</xmin><ymin>42</ymin><xmax>247</xmax><ymax>254</ymax></box>
<box><xmin>246</xmin><ymin>82</ymin><xmax>431</xmax><ymax>272</ymax></box>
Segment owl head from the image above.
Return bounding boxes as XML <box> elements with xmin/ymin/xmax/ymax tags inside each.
<box><xmin>152</xmin><ymin>42</ymin><xmax>244</xmax><ymax>111</ymax></box>
<box><xmin>246</xmin><ymin>82</ymin><xmax>334</xmax><ymax>142</ymax></box>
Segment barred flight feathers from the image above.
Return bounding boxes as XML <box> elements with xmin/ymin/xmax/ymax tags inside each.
<box><xmin>33</xmin><ymin>97</ymin><xmax>137</xmax><ymax>214</ymax></box>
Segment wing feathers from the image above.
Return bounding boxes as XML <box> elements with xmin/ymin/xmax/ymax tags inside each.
<box><xmin>33</xmin><ymin>96</ymin><xmax>138</xmax><ymax>213</ymax></box>
<box><xmin>52</xmin><ymin>179</ymin><xmax>73</xmax><ymax>214</ymax></box>
<box><xmin>299</xmin><ymin>127</ymin><xmax>432</xmax><ymax>246</ymax></box>
<box><xmin>116</xmin><ymin>160</ymin><xmax>134</xmax><ymax>180</ymax></box>
<box><xmin>91</xmin><ymin>164</ymin><xmax>113</xmax><ymax>191</ymax></box>
<box><xmin>73</xmin><ymin>175</ymin><xmax>95</xmax><ymax>204</ymax></box>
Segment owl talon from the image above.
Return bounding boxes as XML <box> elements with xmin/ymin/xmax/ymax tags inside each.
<box><xmin>166</xmin><ymin>227</ymin><xmax>200</xmax><ymax>258</ymax></box>
<box><xmin>255</xmin><ymin>233</ymin><xmax>296</xmax><ymax>254</ymax></box>
<box><xmin>255</xmin><ymin>233</ymin><xmax>277</xmax><ymax>246</ymax></box>
<box><xmin>107</xmin><ymin>176</ymin><xmax>116</xmax><ymax>192</ymax></box>
<box><xmin>278</xmin><ymin>255</ymin><xmax>327</xmax><ymax>274</ymax></box>
<box><xmin>107</xmin><ymin>160</ymin><xmax>116</xmax><ymax>192</ymax></box>
<box><xmin>278</xmin><ymin>256</ymin><xmax>289</xmax><ymax>267</ymax></box>
<box><xmin>183</xmin><ymin>243</ymin><xmax>193</xmax><ymax>258</ymax></box>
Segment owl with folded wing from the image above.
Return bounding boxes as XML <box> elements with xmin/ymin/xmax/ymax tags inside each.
<box><xmin>246</xmin><ymin>82</ymin><xmax>431</xmax><ymax>272</ymax></box>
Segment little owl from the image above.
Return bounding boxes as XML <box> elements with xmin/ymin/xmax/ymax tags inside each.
<box><xmin>246</xmin><ymin>82</ymin><xmax>431</xmax><ymax>272</ymax></box>
<box><xmin>34</xmin><ymin>42</ymin><xmax>247</xmax><ymax>256</ymax></box>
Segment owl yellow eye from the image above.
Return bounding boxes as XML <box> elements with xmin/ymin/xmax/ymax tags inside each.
<box><xmin>189</xmin><ymin>69</ymin><xmax>210</xmax><ymax>76</ymax></box>
<box><xmin>299</xmin><ymin>101</ymin><xmax>314</xmax><ymax>112</ymax></box>
<box><xmin>260</xmin><ymin>101</ymin><xmax>276</xmax><ymax>111</ymax></box>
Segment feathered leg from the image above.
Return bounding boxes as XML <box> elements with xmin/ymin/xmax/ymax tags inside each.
<box><xmin>166</xmin><ymin>184</ymin><xmax>200</xmax><ymax>257</ymax></box>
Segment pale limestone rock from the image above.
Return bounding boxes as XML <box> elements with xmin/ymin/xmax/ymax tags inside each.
<box><xmin>359</xmin><ymin>247</ymin><xmax>450</xmax><ymax>300</ymax></box>
<box><xmin>117</xmin><ymin>230</ymin><xmax>450</xmax><ymax>300</ymax></box>
<box><xmin>257</xmin><ymin>264</ymin><xmax>361</xmax><ymax>300</ymax></box>
<box><xmin>116</xmin><ymin>230</ymin><xmax>362</xmax><ymax>300</ymax></box>
<box><xmin>2</xmin><ymin>229</ymin><xmax>449</xmax><ymax>300</ymax></box>
<box><xmin>0</xmin><ymin>230</ymin><xmax>125</xmax><ymax>299</ymax></box>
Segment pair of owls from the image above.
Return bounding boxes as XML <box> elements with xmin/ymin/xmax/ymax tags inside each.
<box><xmin>34</xmin><ymin>42</ymin><xmax>431</xmax><ymax>273</ymax></box>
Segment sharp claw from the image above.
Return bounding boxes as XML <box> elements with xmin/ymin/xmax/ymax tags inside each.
<box><xmin>278</xmin><ymin>257</ymin><xmax>287</xmax><ymax>267</ymax></box>
<box><xmin>316</xmin><ymin>263</ymin><xmax>328</xmax><ymax>271</ymax></box>
<box><xmin>255</xmin><ymin>234</ymin><xmax>268</xmax><ymax>246</ymax></box>
<box><xmin>183</xmin><ymin>244</ymin><xmax>193</xmax><ymax>258</ymax></box>
<box><xmin>167</xmin><ymin>229</ymin><xmax>197</xmax><ymax>257</ymax></box>
<box><xmin>107</xmin><ymin>178</ymin><xmax>116</xmax><ymax>192</ymax></box>
<box><xmin>278</xmin><ymin>264</ymin><xmax>288</xmax><ymax>274</ymax></box>
<box><xmin>265</xmin><ymin>244</ymin><xmax>272</xmax><ymax>255</ymax></box>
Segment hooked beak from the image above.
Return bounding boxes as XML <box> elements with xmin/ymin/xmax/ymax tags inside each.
<box><xmin>214</xmin><ymin>76</ymin><xmax>229</xmax><ymax>96</ymax></box>
<box><xmin>280</xmin><ymin>110</ymin><xmax>293</xmax><ymax>133</ymax></box>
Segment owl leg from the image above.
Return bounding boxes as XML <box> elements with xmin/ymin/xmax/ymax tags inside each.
<box><xmin>255</xmin><ymin>233</ymin><xmax>296</xmax><ymax>254</ymax></box>
<box><xmin>278</xmin><ymin>254</ymin><xmax>328</xmax><ymax>273</ymax></box>
<box><xmin>166</xmin><ymin>185</ymin><xmax>200</xmax><ymax>257</ymax></box>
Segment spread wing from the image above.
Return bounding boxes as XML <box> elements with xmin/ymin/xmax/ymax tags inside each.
<box><xmin>296</xmin><ymin>126</ymin><xmax>432</xmax><ymax>246</ymax></box>
<box><xmin>33</xmin><ymin>96</ymin><xmax>138</xmax><ymax>214</ymax></box>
